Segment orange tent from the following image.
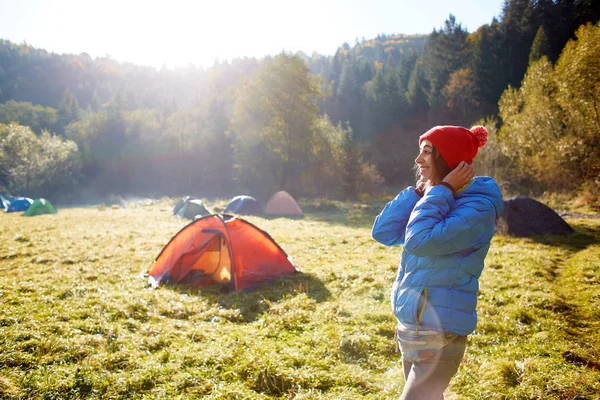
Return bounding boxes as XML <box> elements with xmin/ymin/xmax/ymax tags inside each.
<box><xmin>148</xmin><ymin>214</ymin><xmax>297</xmax><ymax>290</ymax></box>
<box><xmin>265</xmin><ymin>191</ymin><xmax>303</xmax><ymax>216</ymax></box>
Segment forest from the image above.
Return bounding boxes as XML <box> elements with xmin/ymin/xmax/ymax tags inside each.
<box><xmin>0</xmin><ymin>0</ymin><xmax>599</xmax><ymax>207</ymax></box>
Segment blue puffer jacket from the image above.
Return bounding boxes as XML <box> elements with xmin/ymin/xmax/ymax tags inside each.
<box><xmin>372</xmin><ymin>177</ymin><xmax>504</xmax><ymax>336</ymax></box>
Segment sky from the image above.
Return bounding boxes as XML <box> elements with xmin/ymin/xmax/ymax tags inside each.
<box><xmin>0</xmin><ymin>0</ymin><xmax>504</xmax><ymax>69</ymax></box>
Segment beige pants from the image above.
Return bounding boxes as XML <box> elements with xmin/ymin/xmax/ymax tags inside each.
<box><xmin>400</xmin><ymin>335</ymin><xmax>467</xmax><ymax>400</ymax></box>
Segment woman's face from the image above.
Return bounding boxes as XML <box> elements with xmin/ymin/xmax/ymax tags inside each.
<box><xmin>415</xmin><ymin>139</ymin><xmax>439</xmax><ymax>183</ymax></box>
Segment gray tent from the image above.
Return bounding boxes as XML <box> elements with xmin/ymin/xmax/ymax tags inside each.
<box><xmin>174</xmin><ymin>198</ymin><xmax>211</xmax><ymax>220</ymax></box>
<box><xmin>495</xmin><ymin>196</ymin><xmax>574</xmax><ymax>237</ymax></box>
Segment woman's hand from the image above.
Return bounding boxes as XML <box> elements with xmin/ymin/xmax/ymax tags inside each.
<box><xmin>442</xmin><ymin>161</ymin><xmax>474</xmax><ymax>192</ymax></box>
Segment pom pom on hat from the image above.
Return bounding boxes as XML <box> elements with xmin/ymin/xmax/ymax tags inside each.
<box><xmin>469</xmin><ymin>125</ymin><xmax>488</xmax><ymax>148</ymax></box>
<box><xmin>419</xmin><ymin>125</ymin><xmax>488</xmax><ymax>169</ymax></box>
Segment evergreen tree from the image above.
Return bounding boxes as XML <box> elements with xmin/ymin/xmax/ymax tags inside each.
<box><xmin>383</xmin><ymin>68</ymin><xmax>407</xmax><ymax>123</ymax></box>
<box><xmin>57</xmin><ymin>88</ymin><xmax>81</xmax><ymax>133</ymax></box>
<box><xmin>470</xmin><ymin>19</ymin><xmax>509</xmax><ymax>115</ymax></box>
<box><xmin>365</xmin><ymin>67</ymin><xmax>388</xmax><ymax>137</ymax></box>
<box><xmin>341</xmin><ymin>128</ymin><xmax>361</xmax><ymax>199</ymax></box>
<box><xmin>500</xmin><ymin>0</ymin><xmax>537</xmax><ymax>88</ymax></box>
<box><xmin>365</xmin><ymin>65</ymin><xmax>407</xmax><ymax>140</ymax></box>
<box><xmin>406</xmin><ymin>60</ymin><xmax>429</xmax><ymax>118</ymax></box>
<box><xmin>397</xmin><ymin>47</ymin><xmax>419</xmax><ymax>96</ymax></box>
<box><xmin>336</xmin><ymin>59</ymin><xmax>362</xmax><ymax>130</ymax></box>
<box><xmin>422</xmin><ymin>15</ymin><xmax>470</xmax><ymax>109</ymax></box>
<box><xmin>528</xmin><ymin>25</ymin><xmax>551</xmax><ymax>64</ymax></box>
<box><xmin>533</xmin><ymin>0</ymin><xmax>563</xmax><ymax>62</ymax></box>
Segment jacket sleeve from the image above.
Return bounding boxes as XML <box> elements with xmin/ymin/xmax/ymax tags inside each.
<box><xmin>372</xmin><ymin>187</ymin><xmax>421</xmax><ymax>246</ymax></box>
<box><xmin>403</xmin><ymin>185</ymin><xmax>495</xmax><ymax>256</ymax></box>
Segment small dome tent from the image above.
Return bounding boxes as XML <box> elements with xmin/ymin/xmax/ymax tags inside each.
<box><xmin>173</xmin><ymin>198</ymin><xmax>211</xmax><ymax>220</ymax></box>
<box><xmin>6</xmin><ymin>197</ymin><xmax>33</xmax><ymax>212</ymax></box>
<box><xmin>225</xmin><ymin>195</ymin><xmax>263</xmax><ymax>215</ymax></box>
<box><xmin>1</xmin><ymin>194</ymin><xmax>15</xmax><ymax>211</ymax></box>
<box><xmin>148</xmin><ymin>214</ymin><xmax>297</xmax><ymax>291</ymax></box>
<box><xmin>22</xmin><ymin>198</ymin><xmax>57</xmax><ymax>216</ymax></box>
<box><xmin>265</xmin><ymin>191</ymin><xmax>303</xmax><ymax>217</ymax></box>
<box><xmin>172</xmin><ymin>196</ymin><xmax>191</xmax><ymax>215</ymax></box>
<box><xmin>495</xmin><ymin>196</ymin><xmax>574</xmax><ymax>237</ymax></box>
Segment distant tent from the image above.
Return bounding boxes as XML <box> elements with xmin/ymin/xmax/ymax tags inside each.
<box><xmin>173</xmin><ymin>198</ymin><xmax>211</xmax><ymax>220</ymax></box>
<box><xmin>22</xmin><ymin>198</ymin><xmax>57</xmax><ymax>216</ymax></box>
<box><xmin>225</xmin><ymin>195</ymin><xmax>263</xmax><ymax>215</ymax></box>
<box><xmin>0</xmin><ymin>194</ymin><xmax>14</xmax><ymax>211</ymax></box>
<box><xmin>149</xmin><ymin>214</ymin><xmax>297</xmax><ymax>290</ymax></box>
<box><xmin>495</xmin><ymin>196</ymin><xmax>574</xmax><ymax>237</ymax></box>
<box><xmin>6</xmin><ymin>197</ymin><xmax>33</xmax><ymax>213</ymax></box>
<box><xmin>172</xmin><ymin>196</ymin><xmax>191</xmax><ymax>216</ymax></box>
<box><xmin>265</xmin><ymin>191</ymin><xmax>303</xmax><ymax>217</ymax></box>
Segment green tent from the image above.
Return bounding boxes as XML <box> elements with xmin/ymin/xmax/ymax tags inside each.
<box><xmin>22</xmin><ymin>198</ymin><xmax>57</xmax><ymax>216</ymax></box>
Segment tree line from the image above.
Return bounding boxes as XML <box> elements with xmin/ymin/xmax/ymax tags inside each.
<box><xmin>0</xmin><ymin>0</ymin><xmax>598</xmax><ymax>206</ymax></box>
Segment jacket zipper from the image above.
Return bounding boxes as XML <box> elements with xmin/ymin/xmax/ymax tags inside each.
<box><xmin>415</xmin><ymin>287</ymin><xmax>428</xmax><ymax>335</ymax></box>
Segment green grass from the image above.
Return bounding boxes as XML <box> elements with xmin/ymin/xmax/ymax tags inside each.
<box><xmin>1</xmin><ymin>197</ymin><xmax>599</xmax><ymax>399</ymax></box>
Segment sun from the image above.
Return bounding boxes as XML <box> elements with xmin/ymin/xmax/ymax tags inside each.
<box><xmin>82</xmin><ymin>0</ymin><xmax>288</xmax><ymax>69</ymax></box>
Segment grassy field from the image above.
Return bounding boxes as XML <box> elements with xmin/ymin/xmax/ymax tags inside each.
<box><xmin>0</xmin><ymin>197</ymin><xmax>599</xmax><ymax>399</ymax></box>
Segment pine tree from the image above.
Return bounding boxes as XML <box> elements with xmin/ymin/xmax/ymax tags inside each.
<box><xmin>528</xmin><ymin>25</ymin><xmax>551</xmax><ymax>64</ymax></box>
<box><xmin>422</xmin><ymin>15</ymin><xmax>469</xmax><ymax>108</ymax></box>
<box><xmin>57</xmin><ymin>88</ymin><xmax>81</xmax><ymax>133</ymax></box>
<box><xmin>406</xmin><ymin>60</ymin><xmax>429</xmax><ymax>117</ymax></box>
<box><xmin>500</xmin><ymin>0</ymin><xmax>538</xmax><ymax>88</ymax></box>
<box><xmin>470</xmin><ymin>19</ymin><xmax>507</xmax><ymax>115</ymax></box>
<box><xmin>341</xmin><ymin>128</ymin><xmax>361</xmax><ymax>200</ymax></box>
<box><xmin>398</xmin><ymin>48</ymin><xmax>419</xmax><ymax>96</ymax></box>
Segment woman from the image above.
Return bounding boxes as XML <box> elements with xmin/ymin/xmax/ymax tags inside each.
<box><xmin>372</xmin><ymin>125</ymin><xmax>504</xmax><ymax>399</ymax></box>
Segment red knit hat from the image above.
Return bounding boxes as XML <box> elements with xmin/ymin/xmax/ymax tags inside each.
<box><xmin>419</xmin><ymin>125</ymin><xmax>488</xmax><ymax>169</ymax></box>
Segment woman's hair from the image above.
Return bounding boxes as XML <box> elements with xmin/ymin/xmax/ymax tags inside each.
<box><xmin>414</xmin><ymin>145</ymin><xmax>451</xmax><ymax>188</ymax></box>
